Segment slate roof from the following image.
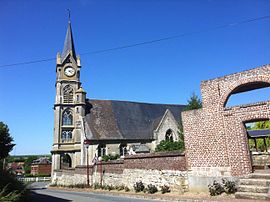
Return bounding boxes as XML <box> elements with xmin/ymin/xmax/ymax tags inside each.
<box><xmin>32</xmin><ymin>158</ymin><xmax>51</xmax><ymax>165</ymax></box>
<box><xmin>61</xmin><ymin>21</ymin><xmax>76</xmax><ymax>62</ymax></box>
<box><xmin>247</xmin><ymin>129</ymin><xmax>270</xmax><ymax>138</ymax></box>
<box><xmin>84</xmin><ymin>99</ymin><xmax>186</xmax><ymax>141</ymax></box>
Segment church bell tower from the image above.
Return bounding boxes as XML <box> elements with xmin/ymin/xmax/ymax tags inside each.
<box><xmin>51</xmin><ymin>19</ymin><xmax>86</xmax><ymax>172</ymax></box>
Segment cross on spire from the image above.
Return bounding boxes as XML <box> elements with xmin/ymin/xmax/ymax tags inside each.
<box><xmin>67</xmin><ymin>9</ymin><xmax>71</xmax><ymax>22</ymax></box>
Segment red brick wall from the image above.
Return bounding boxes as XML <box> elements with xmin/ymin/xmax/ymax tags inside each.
<box><xmin>182</xmin><ymin>64</ymin><xmax>270</xmax><ymax>176</ymax></box>
<box><xmin>124</xmin><ymin>152</ymin><xmax>186</xmax><ymax>171</ymax></box>
<box><xmin>31</xmin><ymin>164</ymin><xmax>51</xmax><ymax>175</ymax></box>
<box><xmin>74</xmin><ymin>152</ymin><xmax>186</xmax><ymax>174</ymax></box>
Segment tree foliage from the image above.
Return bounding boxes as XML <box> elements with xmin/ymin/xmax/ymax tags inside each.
<box><xmin>253</xmin><ymin>121</ymin><xmax>270</xmax><ymax>130</ymax></box>
<box><xmin>155</xmin><ymin>121</ymin><xmax>185</xmax><ymax>152</ymax></box>
<box><xmin>0</xmin><ymin>122</ymin><xmax>15</xmax><ymax>160</ymax></box>
<box><xmin>184</xmin><ymin>93</ymin><xmax>202</xmax><ymax>110</ymax></box>
<box><xmin>248</xmin><ymin>120</ymin><xmax>270</xmax><ymax>151</ymax></box>
<box><xmin>0</xmin><ymin>171</ymin><xmax>29</xmax><ymax>201</ymax></box>
<box><xmin>155</xmin><ymin>140</ymin><xmax>184</xmax><ymax>152</ymax></box>
<box><xmin>23</xmin><ymin>156</ymin><xmax>37</xmax><ymax>174</ymax></box>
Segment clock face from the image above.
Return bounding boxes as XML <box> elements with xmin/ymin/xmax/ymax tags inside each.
<box><xmin>64</xmin><ymin>66</ymin><xmax>75</xmax><ymax>77</ymax></box>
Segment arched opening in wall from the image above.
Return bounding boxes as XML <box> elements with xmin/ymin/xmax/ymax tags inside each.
<box><xmin>243</xmin><ymin>119</ymin><xmax>270</xmax><ymax>171</ymax></box>
<box><xmin>60</xmin><ymin>153</ymin><xmax>72</xmax><ymax>169</ymax></box>
<box><xmin>165</xmin><ymin>129</ymin><xmax>174</xmax><ymax>142</ymax></box>
<box><xmin>224</xmin><ymin>82</ymin><xmax>270</xmax><ymax>107</ymax></box>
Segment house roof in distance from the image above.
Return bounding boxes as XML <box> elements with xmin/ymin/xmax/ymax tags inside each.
<box><xmin>84</xmin><ymin>99</ymin><xmax>186</xmax><ymax>141</ymax></box>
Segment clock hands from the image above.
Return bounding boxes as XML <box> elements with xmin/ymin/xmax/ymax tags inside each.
<box><xmin>65</xmin><ymin>67</ymin><xmax>75</xmax><ymax>76</ymax></box>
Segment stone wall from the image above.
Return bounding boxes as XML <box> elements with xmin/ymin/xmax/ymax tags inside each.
<box><xmin>51</xmin><ymin>152</ymin><xmax>188</xmax><ymax>192</ymax></box>
<box><xmin>153</xmin><ymin>110</ymin><xmax>180</xmax><ymax>147</ymax></box>
<box><xmin>182</xmin><ymin>64</ymin><xmax>270</xmax><ymax>177</ymax></box>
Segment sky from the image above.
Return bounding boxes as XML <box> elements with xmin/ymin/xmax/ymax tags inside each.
<box><xmin>0</xmin><ymin>0</ymin><xmax>270</xmax><ymax>155</ymax></box>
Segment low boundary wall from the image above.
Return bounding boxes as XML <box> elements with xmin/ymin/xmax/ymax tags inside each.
<box><xmin>52</xmin><ymin>152</ymin><xmax>188</xmax><ymax>192</ymax></box>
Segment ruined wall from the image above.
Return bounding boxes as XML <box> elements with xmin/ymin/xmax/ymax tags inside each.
<box><xmin>182</xmin><ymin>64</ymin><xmax>270</xmax><ymax>177</ymax></box>
<box><xmin>51</xmin><ymin>152</ymin><xmax>188</xmax><ymax>191</ymax></box>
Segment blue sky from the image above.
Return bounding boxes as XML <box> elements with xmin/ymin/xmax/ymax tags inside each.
<box><xmin>1</xmin><ymin>0</ymin><xmax>270</xmax><ymax>155</ymax></box>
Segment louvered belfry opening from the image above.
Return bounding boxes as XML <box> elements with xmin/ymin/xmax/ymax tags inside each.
<box><xmin>63</xmin><ymin>85</ymin><xmax>73</xmax><ymax>103</ymax></box>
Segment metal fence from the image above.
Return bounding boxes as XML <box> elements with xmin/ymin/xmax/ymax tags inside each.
<box><xmin>17</xmin><ymin>177</ymin><xmax>51</xmax><ymax>182</ymax></box>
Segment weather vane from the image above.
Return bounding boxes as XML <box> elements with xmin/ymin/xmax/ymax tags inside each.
<box><xmin>67</xmin><ymin>9</ymin><xmax>71</xmax><ymax>22</ymax></box>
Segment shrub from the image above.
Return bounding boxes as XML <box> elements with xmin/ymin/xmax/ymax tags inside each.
<box><xmin>0</xmin><ymin>185</ymin><xmax>24</xmax><ymax>202</ymax></box>
<box><xmin>208</xmin><ymin>180</ymin><xmax>224</xmax><ymax>196</ymax></box>
<box><xmin>116</xmin><ymin>185</ymin><xmax>125</xmax><ymax>191</ymax></box>
<box><xmin>103</xmin><ymin>185</ymin><xmax>115</xmax><ymax>191</ymax></box>
<box><xmin>35</xmin><ymin>173</ymin><xmax>51</xmax><ymax>177</ymax></box>
<box><xmin>74</xmin><ymin>184</ymin><xmax>87</xmax><ymax>189</ymax></box>
<box><xmin>24</xmin><ymin>173</ymin><xmax>34</xmax><ymax>177</ymax></box>
<box><xmin>146</xmin><ymin>184</ymin><xmax>158</xmax><ymax>194</ymax></box>
<box><xmin>108</xmin><ymin>185</ymin><xmax>115</xmax><ymax>191</ymax></box>
<box><xmin>94</xmin><ymin>183</ymin><xmax>101</xmax><ymax>190</ymax></box>
<box><xmin>208</xmin><ymin>179</ymin><xmax>237</xmax><ymax>196</ymax></box>
<box><xmin>102</xmin><ymin>154</ymin><xmax>120</xmax><ymax>162</ymax></box>
<box><xmin>133</xmin><ymin>181</ymin><xmax>145</xmax><ymax>192</ymax></box>
<box><xmin>155</xmin><ymin>140</ymin><xmax>184</xmax><ymax>152</ymax></box>
<box><xmin>0</xmin><ymin>173</ymin><xmax>30</xmax><ymax>202</ymax></box>
<box><xmin>222</xmin><ymin>179</ymin><xmax>237</xmax><ymax>194</ymax></box>
<box><xmin>124</xmin><ymin>186</ymin><xmax>130</xmax><ymax>192</ymax></box>
<box><xmin>161</xmin><ymin>185</ymin><xmax>170</xmax><ymax>194</ymax></box>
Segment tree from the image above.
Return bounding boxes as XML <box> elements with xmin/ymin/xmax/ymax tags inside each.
<box><xmin>0</xmin><ymin>122</ymin><xmax>15</xmax><ymax>160</ymax></box>
<box><xmin>253</xmin><ymin>121</ymin><xmax>270</xmax><ymax>130</ymax></box>
<box><xmin>248</xmin><ymin>120</ymin><xmax>270</xmax><ymax>151</ymax></box>
<box><xmin>184</xmin><ymin>93</ymin><xmax>202</xmax><ymax>110</ymax></box>
<box><xmin>24</xmin><ymin>156</ymin><xmax>37</xmax><ymax>174</ymax></box>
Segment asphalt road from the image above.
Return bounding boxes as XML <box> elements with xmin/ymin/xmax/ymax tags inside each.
<box><xmin>30</xmin><ymin>182</ymin><xmax>166</xmax><ymax>202</ymax></box>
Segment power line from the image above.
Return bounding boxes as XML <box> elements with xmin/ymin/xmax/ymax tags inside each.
<box><xmin>0</xmin><ymin>57</ymin><xmax>56</xmax><ymax>68</ymax></box>
<box><xmin>1</xmin><ymin>15</ymin><xmax>270</xmax><ymax>69</ymax></box>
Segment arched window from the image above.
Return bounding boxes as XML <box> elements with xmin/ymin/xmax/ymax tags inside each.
<box><xmin>97</xmin><ymin>144</ymin><xmax>106</xmax><ymax>157</ymax></box>
<box><xmin>62</xmin><ymin>109</ymin><xmax>73</xmax><ymax>125</ymax></box>
<box><xmin>63</xmin><ymin>85</ymin><xmax>73</xmax><ymax>103</ymax></box>
<box><xmin>165</xmin><ymin>129</ymin><xmax>174</xmax><ymax>142</ymax></box>
<box><xmin>61</xmin><ymin>153</ymin><xmax>72</xmax><ymax>168</ymax></box>
<box><xmin>61</xmin><ymin>130</ymin><xmax>72</xmax><ymax>142</ymax></box>
<box><xmin>119</xmin><ymin>144</ymin><xmax>127</xmax><ymax>156</ymax></box>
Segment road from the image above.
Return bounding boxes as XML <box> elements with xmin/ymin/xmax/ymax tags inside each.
<box><xmin>30</xmin><ymin>182</ymin><xmax>166</xmax><ymax>202</ymax></box>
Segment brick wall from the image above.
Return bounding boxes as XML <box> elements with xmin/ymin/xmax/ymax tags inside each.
<box><xmin>31</xmin><ymin>164</ymin><xmax>52</xmax><ymax>175</ymax></box>
<box><xmin>182</xmin><ymin>64</ymin><xmax>270</xmax><ymax>177</ymax></box>
<box><xmin>52</xmin><ymin>152</ymin><xmax>188</xmax><ymax>191</ymax></box>
<box><xmin>75</xmin><ymin>151</ymin><xmax>186</xmax><ymax>174</ymax></box>
<box><xmin>124</xmin><ymin>151</ymin><xmax>186</xmax><ymax>170</ymax></box>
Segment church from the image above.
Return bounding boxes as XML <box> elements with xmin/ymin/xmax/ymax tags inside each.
<box><xmin>51</xmin><ymin>20</ymin><xmax>186</xmax><ymax>172</ymax></box>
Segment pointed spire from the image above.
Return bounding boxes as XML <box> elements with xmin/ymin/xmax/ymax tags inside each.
<box><xmin>61</xmin><ymin>14</ymin><xmax>76</xmax><ymax>62</ymax></box>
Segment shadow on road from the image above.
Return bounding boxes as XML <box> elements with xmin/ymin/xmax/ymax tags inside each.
<box><xmin>30</xmin><ymin>191</ymin><xmax>72</xmax><ymax>202</ymax></box>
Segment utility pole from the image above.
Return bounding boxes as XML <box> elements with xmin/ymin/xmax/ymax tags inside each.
<box><xmin>84</xmin><ymin>139</ymin><xmax>91</xmax><ymax>187</ymax></box>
